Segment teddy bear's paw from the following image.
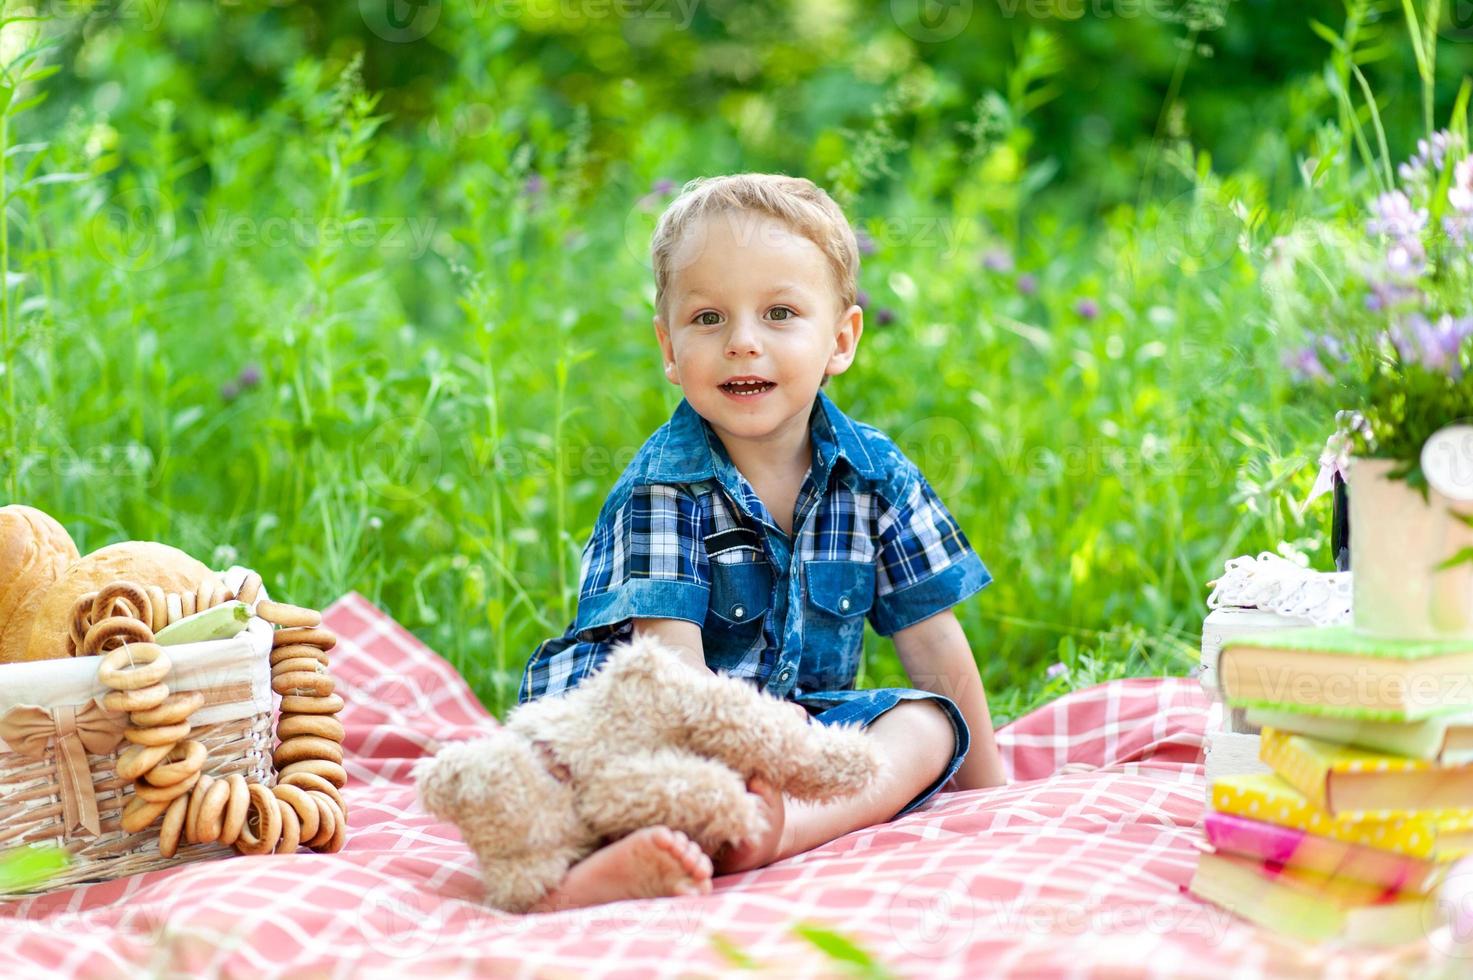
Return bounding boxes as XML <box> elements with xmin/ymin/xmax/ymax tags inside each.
<box><xmin>778</xmin><ymin>724</ymin><xmax>884</xmax><ymax>802</ymax></box>
<box><xmin>693</xmin><ymin>786</ymin><xmax>769</xmax><ymax>855</ymax></box>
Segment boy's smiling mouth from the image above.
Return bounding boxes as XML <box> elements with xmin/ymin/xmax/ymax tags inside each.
<box><xmin>719</xmin><ymin>376</ymin><xmax>777</xmax><ymax>398</ymax></box>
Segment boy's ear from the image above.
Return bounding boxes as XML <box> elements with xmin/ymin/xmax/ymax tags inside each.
<box><xmin>653</xmin><ymin>314</ymin><xmax>680</xmax><ymax>385</ymax></box>
<box><xmin>824</xmin><ymin>304</ymin><xmax>863</xmax><ymax>379</ymax></box>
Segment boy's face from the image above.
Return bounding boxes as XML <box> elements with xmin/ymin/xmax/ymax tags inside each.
<box><xmin>652</xmin><ymin>210</ymin><xmax>862</xmax><ymax>453</ymax></box>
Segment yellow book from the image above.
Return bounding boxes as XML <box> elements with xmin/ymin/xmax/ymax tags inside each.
<box><xmin>1259</xmin><ymin>725</ymin><xmax>1473</xmax><ymax>819</ymax></box>
<box><xmin>1210</xmin><ymin>772</ymin><xmax>1473</xmax><ymax>860</ymax></box>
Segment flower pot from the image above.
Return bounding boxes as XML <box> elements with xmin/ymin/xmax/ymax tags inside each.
<box><xmin>1349</xmin><ymin>456</ymin><xmax>1473</xmax><ymax>639</ymax></box>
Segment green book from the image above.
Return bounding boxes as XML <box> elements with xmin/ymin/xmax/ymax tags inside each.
<box><xmin>1219</xmin><ymin>626</ymin><xmax>1473</xmax><ymax>722</ymax></box>
<box><xmin>1245</xmin><ymin>705</ymin><xmax>1473</xmax><ymax>762</ymax></box>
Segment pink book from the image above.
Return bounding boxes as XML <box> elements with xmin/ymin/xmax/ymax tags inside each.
<box><xmin>1203</xmin><ymin>811</ymin><xmax>1449</xmax><ymax>894</ymax></box>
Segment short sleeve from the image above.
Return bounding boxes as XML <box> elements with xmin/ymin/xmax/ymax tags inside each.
<box><xmin>572</xmin><ymin>483</ymin><xmax>711</xmax><ymax>639</ymax></box>
<box><xmin>869</xmin><ymin>464</ymin><xmax>992</xmax><ymax>636</ymax></box>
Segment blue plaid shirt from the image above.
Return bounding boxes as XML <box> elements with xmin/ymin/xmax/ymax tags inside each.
<box><xmin>518</xmin><ymin>390</ymin><xmax>992</xmax><ymax>704</ymax></box>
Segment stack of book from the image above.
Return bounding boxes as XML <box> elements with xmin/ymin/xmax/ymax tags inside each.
<box><xmin>1188</xmin><ymin>626</ymin><xmax>1473</xmax><ymax>944</ymax></box>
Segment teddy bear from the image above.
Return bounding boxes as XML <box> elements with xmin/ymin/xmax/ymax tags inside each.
<box><xmin>413</xmin><ymin>632</ymin><xmax>883</xmax><ymax>913</ymax></box>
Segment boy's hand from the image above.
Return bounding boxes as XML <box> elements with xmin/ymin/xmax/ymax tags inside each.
<box><xmin>712</xmin><ymin>775</ymin><xmax>787</xmax><ymax>875</ymax></box>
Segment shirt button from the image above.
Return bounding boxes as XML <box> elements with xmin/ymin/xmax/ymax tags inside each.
<box><xmin>839</xmin><ymin>596</ymin><xmax>851</xmax><ymax>611</ymax></box>
<box><xmin>732</xmin><ymin>604</ymin><xmax>745</xmax><ymax>619</ymax></box>
<box><xmin>778</xmin><ymin>667</ymin><xmax>793</xmax><ymax>681</ymax></box>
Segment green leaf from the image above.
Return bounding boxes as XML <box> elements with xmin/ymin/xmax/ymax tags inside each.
<box><xmin>791</xmin><ymin>923</ymin><xmax>896</xmax><ymax>978</ymax></box>
<box><xmin>0</xmin><ymin>844</ymin><xmax>69</xmax><ymax>891</ymax></box>
<box><xmin>1454</xmin><ymin>511</ymin><xmax>1473</xmax><ymax>530</ymax></box>
<box><xmin>1435</xmin><ymin>548</ymin><xmax>1473</xmax><ymax>572</ymax></box>
<box><xmin>1309</xmin><ymin>20</ymin><xmax>1345</xmax><ymax>51</ymax></box>
<box><xmin>708</xmin><ymin>933</ymin><xmax>760</xmax><ymax>970</ymax></box>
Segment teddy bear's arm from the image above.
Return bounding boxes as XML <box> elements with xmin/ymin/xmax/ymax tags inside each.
<box><xmin>589</xmin><ymin>636</ymin><xmax>882</xmax><ymax>802</ymax></box>
<box><xmin>574</xmin><ymin>746</ymin><xmax>766</xmax><ymax>854</ymax></box>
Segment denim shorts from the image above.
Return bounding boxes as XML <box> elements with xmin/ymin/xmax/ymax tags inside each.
<box><xmin>792</xmin><ymin>687</ymin><xmax>971</xmax><ymax>818</ymax></box>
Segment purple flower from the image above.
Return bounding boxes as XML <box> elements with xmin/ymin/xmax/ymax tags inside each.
<box><xmin>1398</xmin><ymin>130</ymin><xmax>1459</xmax><ymax>185</ymax></box>
<box><xmin>1016</xmin><ymin>273</ymin><xmax>1037</xmax><ymax>296</ymax></box>
<box><xmin>1367</xmin><ymin>190</ymin><xmax>1427</xmax><ymax>241</ymax></box>
<box><xmin>856</xmin><ymin>229</ymin><xmax>877</xmax><ymax>257</ymax></box>
<box><xmin>1314</xmin><ymin>333</ymin><xmax>1345</xmax><ymax>363</ymax></box>
<box><xmin>237</xmin><ymin>363</ymin><xmax>262</xmax><ymax>389</ymax></box>
<box><xmin>220</xmin><ymin>381</ymin><xmax>240</xmax><ymax>403</ymax></box>
<box><xmin>1074</xmin><ymin>297</ymin><xmax>1099</xmax><ymax>320</ymax></box>
<box><xmin>651</xmin><ymin>177</ymin><xmax>675</xmax><ymax>197</ymax></box>
<box><xmin>982</xmin><ymin>248</ymin><xmax>1013</xmax><ymax>273</ymax></box>
<box><xmin>1365</xmin><ymin>279</ymin><xmax>1422</xmax><ymax>312</ymax></box>
<box><xmin>1390</xmin><ymin>313</ymin><xmax>1473</xmax><ymax>377</ymax></box>
<box><xmin>1384</xmin><ymin>237</ymin><xmax>1427</xmax><ymax>279</ymax></box>
<box><xmin>524</xmin><ymin>173</ymin><xmax>545</xmax><ymax>197</ymax></box>
<box><xmin>1046</xmin><ymin>662</ymin><xmax>1069</xmax><ymax>680</ymax></box>
<box><xmin>875</xmin><ymin>307</ymin><xmax>896</xmax><ymax>327</ymax></box>
<box><xmin>1445</xmin><ymin>213</ymin><xmax>1473</xmax><ymax>247</ymax></box>
<box><xmin>856</xmin><ymin>288</ymin><xmax>870</xmax><ymax>310</ymax></box>
<box><xmin>1451</xmin><ymin>157</ymin><xmax>1473</xmax><ymax>214</ymax></box>
<box><xmin>1282</xmin><ymin>346</ymin><xmax>1328</xmax><ymax>382</ymax></box>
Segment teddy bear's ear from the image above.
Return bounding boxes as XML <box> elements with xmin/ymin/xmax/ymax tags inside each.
<box><xmin>414</xmin><ymin>736</ymin><xmax>512</xmax><ymax>817</ymax></box>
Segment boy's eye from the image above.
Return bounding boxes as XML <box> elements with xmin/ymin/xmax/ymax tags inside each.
<box><xmin>768</xmin><ymin>306</ymin><xmax>795</xmax><ymax>321</ymax></box>
<box><xmin>694</xmin><ymin>311</ymin><xmax>721</xmax><ymax>326</ymax></box>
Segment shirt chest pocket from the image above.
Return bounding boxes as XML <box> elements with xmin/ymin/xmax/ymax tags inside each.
<box><xmin>703</xmin><ymin>557</ymin><xmax>773</xmax><ymax>672</ymax></box>
<box><xmin>800</xmin><ymin>560</ymin><xmax>875</xmax><ymax>690</ymax></box>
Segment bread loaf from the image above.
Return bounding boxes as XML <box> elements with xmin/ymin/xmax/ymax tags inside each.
<box><xmin>0</xmin><ymin>505</ymin><xmax>80</xmax><ymax>664</ymax></box>
<box><xmin>5</xmin><ymin>541</ymin><xmax>214</xmax><ymax>663</ymax></box>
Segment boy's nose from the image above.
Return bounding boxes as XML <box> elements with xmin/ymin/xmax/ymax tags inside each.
<box><xmin>724</xmin><ymin>318</ymin><xmax>762</xmax><ymax>357</ymax></box>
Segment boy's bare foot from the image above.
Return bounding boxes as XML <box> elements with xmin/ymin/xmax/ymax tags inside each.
<box><xmin>527</xmin><ymin>826</ymin><xmax>713</xmax><ymax>914</ymax></box>
<box><xmin>712</xmin><ymin>776</ymin><xmax>787</xmax><ymax>875</ymax></box>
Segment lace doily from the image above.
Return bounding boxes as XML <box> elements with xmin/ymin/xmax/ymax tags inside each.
<box><xmin>1205</xmin><ymin>553</ymin><xmax>1353</xmax><ymax>626</ymax></box>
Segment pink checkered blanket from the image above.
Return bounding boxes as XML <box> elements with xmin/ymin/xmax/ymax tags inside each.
<box><xmin>0</xmin><ymin>595</ymin><xmax>1440</xmax><ymax>978</ymax></box>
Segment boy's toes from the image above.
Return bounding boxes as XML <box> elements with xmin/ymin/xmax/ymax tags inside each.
<box><xmin>648</xmin><ymin>827</ymin><xmax>713</xmax><ymax>887</ymax></box>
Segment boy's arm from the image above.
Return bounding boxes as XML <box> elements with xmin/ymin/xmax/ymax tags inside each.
<box><xmin>891</xmin><ymin>608</ymin><xmax>1007</xmax><ymax>791</ymax></box>
<box><xmin>631</xmin><ymin>618</ymin><xmax>711</xmax><ymax>676</ymax></box>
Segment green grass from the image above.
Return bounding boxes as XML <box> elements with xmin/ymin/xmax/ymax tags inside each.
<box><xmin>2</xmin><ymin>6</ymin><xmax>1456</xmax><ymax>726</ymax></box>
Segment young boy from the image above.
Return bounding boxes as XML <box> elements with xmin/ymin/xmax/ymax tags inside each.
<box><xmin>517</xmin><ymin>174</ymin><xmax>1006</xmax><ymax>912</ymax></box>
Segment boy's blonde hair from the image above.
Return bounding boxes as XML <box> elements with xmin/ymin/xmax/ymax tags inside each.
<box><xmin>651</xmin><ymin>173</ymin><xmax>860</xmax><ymax>324</ymax></box>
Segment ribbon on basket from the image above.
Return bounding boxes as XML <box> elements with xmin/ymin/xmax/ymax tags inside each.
<box><xmin>0</xmin><ymin>698</ymin><xmax>126</xmax><ymax>839</ymax></box>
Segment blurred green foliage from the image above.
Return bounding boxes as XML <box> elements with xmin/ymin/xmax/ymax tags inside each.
<box><xmin>3</xmin><ymin>0</ymin><xmax>1470</xmax><ymax>721</ymax></box>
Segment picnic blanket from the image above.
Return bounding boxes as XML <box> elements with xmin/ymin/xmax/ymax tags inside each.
<box><xmin>0</xmin><ymin>595</ymin><xmax>1450</xmax><ymax>978</ymax></box>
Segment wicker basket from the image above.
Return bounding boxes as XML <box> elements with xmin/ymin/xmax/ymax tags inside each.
<box><xmin>0</xmin><ymin>566</ymin><xmax>276</xmax><ymax>898</ymax></box>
